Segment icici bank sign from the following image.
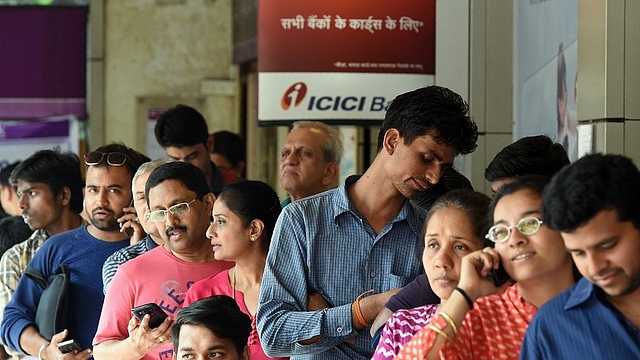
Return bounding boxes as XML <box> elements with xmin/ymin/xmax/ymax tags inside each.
<box><xmin>281</xmin><ymin>82</ymin><xmax>389</xmax><ymax>112</ymax></box>
<box><xmin>257</xmin><ymin>0</ymin><xmax>435</xmax><ymax>125</ymax></box>
<box><xmin>258</xmin><ymin>72</ymin><xmax>433</xmax><ymax>123</ymax></box>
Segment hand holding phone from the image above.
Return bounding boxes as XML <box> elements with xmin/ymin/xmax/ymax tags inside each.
<box><xmin>57</xmin><ymin>339</ymin><xmax>83</xmax><ymax>354</ymax></box>
<box><xmin>131</xmin><ymin>303</ymin><xmax>169</xmax><ymax>329</ymax></box>
<box><xmin>489</xmin><ymin>265</ymin><xmax>512</xmax><ymax>287</ymax></box>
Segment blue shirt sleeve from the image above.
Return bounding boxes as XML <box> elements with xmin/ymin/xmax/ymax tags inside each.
<box><xmin>256</xmin><ymin>208</ymin><xmax>356</xmax><ymax>357</ymax></box>
<box><xmin>0</xmin><ymin>242</ymin><xmax>52</xmax><ymax>354</ymax></box>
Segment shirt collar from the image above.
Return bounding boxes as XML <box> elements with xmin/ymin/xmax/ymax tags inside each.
<box><xmin>332</xmin><ymin>175</ymin><xmax>422</xmax><ymax>235</ymax></box>
<box><xmin>565</xmin><ymin>277</ymin><xmax>597</xmax><ymax>310</ymax></box>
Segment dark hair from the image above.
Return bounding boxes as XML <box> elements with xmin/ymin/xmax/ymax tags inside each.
<box><xmin>217</xmin><ymin>181</ymin><xmax>281</xmax><ymax>251</ymax></box>
<box><xmin>155</xmin><ymin>104</ymin><xmax>209</xmax><ymax>148</ymax></box>
<box><xmin>411</xmin><ymin>167</ymin><xmax>474</xmax><ymax>216</ymax></box>
<box><xmin>0</xmin><ymin>216</ymin><xmax>33</xmax><ymax>255</ymax></box>
<box><xmin>172</xmin><ymin>295</ymin><xmax>251</xmax><ymax>357</ymax></box>
<box><xmin>377</xmin><ymin>86</ymin><xmax>478</xmax><ymax>155</ymax></box>
<box><xmin>212</xmin><ymin>131</ymin><xmax>245</xmax><ymax>168</ymax></box>
<box><xmin>89</xmin><ymin>143</ymin><xmax>151</xmax><ymax>179</ymax></box>
<box><xmin>145</xmin><ymin>162</ymin><xmax>211</xmax><ymax>203</ymax></box>
<box><xmin>0</xmin><ymin>162</ymin><xmax>20</xmax><ymax>187</ymax></box>
<box><xmin>542</xmin><ymin>154</ymin><xmax>640</xmax><ymax>232</ymax></box>
<box><xmin>424</xmin><ymin>189</ymin><xmax>492</xmax><ymax>248</ymax></box>
<box><xmin>9</xmin><ymin>149</ymin><xmax>84</xmax><ymax>214</ymax></box>
<box><xmin>485</xmin><ymin>135</ymin><xmax>570</xmax><ymax>182</ymax></box>
<box><xmin>489</xmin><ymin>175</ymin><xmax>551</xmax><ymax>221</ymax></box>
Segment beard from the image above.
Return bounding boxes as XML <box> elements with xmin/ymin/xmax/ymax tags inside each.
<box><xmin>88</xmin><ymin>207</ymin><xmax>123</xmax><ymax>232</ymax></box>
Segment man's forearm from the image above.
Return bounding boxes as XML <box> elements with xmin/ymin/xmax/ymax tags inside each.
<box><xmin>17</xmin><ymin>325</ymin><xmax>48</xmax><ymax>357</ymax></box>
<box><xmin>93</xmin><ymin>339</ymin><xmax>146</xmax><ymax>360</ymax></box>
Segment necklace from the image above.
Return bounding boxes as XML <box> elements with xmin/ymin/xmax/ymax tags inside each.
<box><xmin>232</xmin><ymin>267</ymin><xmax>236</xmax><ymax>300</ymax></box>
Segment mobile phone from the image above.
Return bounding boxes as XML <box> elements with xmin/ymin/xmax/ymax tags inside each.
<box><xmin>131</xmin><ymin>303</ymin><xmax>168</xmax><ymax>328</ymax></box>
<box><xmin>489</xmin><ymin>265</ymin><xmax>512</xmax><ymax>287</ymax></box>
<box><xmin>120</xmin><ymin>198</ymin><xmax>136</xmax><ymax>237</ymax></box>
<box><xmin>57</xmin><ymin>339</ymin><xmax>83</xmax><ymax>354</ymax></box>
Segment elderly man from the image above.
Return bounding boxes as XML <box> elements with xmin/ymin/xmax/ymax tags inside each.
<box><xmin>279</xmin><ymin>121</ymin><xmax>343</xmax><ymax>206</ymax></box>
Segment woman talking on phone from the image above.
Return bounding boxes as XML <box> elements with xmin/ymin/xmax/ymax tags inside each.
<box><xmin>183</xmin><ymin>181</ymin><xmax>287</xmax><ymax>360</ymax></box>
<box><xmin>395</xmin><ymin>176</ymin><xmax>577</xmax><ymax>360</ymax></box>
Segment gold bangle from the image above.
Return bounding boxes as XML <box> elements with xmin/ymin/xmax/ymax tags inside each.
<box><xmin>427</xmin><ymin>324</ymin><xmax>452</xmax><ymax>343</ymax></box>
<box><xmin>438</xmin><ymin>311</ymin><xmax>458</xmax><ymax>335</ymax></box>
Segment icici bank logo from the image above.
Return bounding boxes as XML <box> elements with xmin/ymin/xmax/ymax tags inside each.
<box><xmin>281</xmin><ymin>82</ymin><xmax>307</xmax><ymax>110</ymax></box>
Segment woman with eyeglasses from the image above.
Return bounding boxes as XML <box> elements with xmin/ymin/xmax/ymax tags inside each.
<box><xmin>395</xmin><ymin>175</ymin><xmax>577</xmax><ymax>360</ymax></box>
<box><xmin>183</xmin><ymin>181</ymin><xmax>288</xmax><ymax>360</ymax></box>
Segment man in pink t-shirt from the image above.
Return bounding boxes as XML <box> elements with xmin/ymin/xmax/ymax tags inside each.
<box><xmin>92</xmin><ymin>162</ymin><xmax>233</xmax><ymax>360</ymax></box>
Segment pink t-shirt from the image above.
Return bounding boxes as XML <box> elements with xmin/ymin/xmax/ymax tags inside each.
<box><xmin>93</xmin><ymin>246</ymin><xmax>233</xmax><ymax>360</ymax></box>
<box><xmin>184</xmin><ymin>270</ymin><xmax>288</xmax><ymax>360</ymax></box>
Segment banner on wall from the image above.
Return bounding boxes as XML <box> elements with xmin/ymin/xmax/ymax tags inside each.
<box><xmin>514</xmin><ymin>0</ymin><xmax>578</xmax><ymax>161</ymax></box>
<box><xmin>258</xmin><ymin>0</ymin><xmax>435</xmax><ymax>125</ymax></box>
<box><xmin>0</xmin><ymin>116</ymin><xmax>80</xmax><ymax>166</ymax></box>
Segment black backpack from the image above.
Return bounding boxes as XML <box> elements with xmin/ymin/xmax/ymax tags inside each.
<box><xmin>24</xmin><ymin>264</ymin><xmax>71</xmax><ymax>341</ymax></box>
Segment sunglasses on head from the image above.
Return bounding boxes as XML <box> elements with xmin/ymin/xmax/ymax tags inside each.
<box><xmin>84</xmin><ymin>152</ymin><xmax>128</xmax><ymax>166</ymax></box>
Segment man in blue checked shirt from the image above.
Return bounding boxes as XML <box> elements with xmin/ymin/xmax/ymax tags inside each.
<box><xmin>257</xmin><ymin>85</ymin><xmax>479</xmax><ymax>360</ymax></box>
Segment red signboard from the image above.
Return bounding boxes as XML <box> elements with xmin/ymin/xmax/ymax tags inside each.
<box><xmin>258</xmin><ymin>0</ymin><xmax>435</xmax><ymax>124</ymax></box>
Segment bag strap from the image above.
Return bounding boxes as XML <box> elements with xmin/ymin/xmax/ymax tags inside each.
<box><xmin>24</xmin><ymin>266</ymin><xmax>48</xmax><ymax>289</ymax></box>
<box><xmin>25</xmin><ymin>264</ymin><xmax>70</xmax><ymax>289</ymax></box>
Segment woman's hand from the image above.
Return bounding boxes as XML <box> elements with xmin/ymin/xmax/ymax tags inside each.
<box><xmin>457</xmin><ymin>247</ymin><xmax>510</xmax><ymax>302</ymax></box>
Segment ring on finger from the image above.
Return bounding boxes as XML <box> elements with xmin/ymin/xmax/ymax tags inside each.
<box><xmin>158</xmin><ymin>336</ymin><xmax>164</xmax><ymax>342</ymax></box>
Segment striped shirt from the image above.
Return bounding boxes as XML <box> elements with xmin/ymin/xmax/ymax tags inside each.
<box><xmin>372</xmin><ymin>304</ymin><xmax>438</xmax><ymax>360</ymax></box>
<box><xmin>257</xmin><ymin>175</ymin><xmax>425</xmax><ymax>360</ymax></box>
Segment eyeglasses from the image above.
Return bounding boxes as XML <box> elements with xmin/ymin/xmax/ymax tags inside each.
<box><xmin>84</xmin><ymin>152</ymin><xmax>128</xmax><ymax>166</ymax></box>
<box><xmin>485</xmin><ymin>216</ymin><xmax>544</xmax><ymax>243</ymax></box>
<box><xmin>146</xmin><ymin>199</ymin><xmax>197</xmax><ymax>222</ymax></box>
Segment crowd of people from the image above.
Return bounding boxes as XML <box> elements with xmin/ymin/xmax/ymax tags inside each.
<box><xmin>0</xmin><ymin>85</ymin><xmax>637</xmax><ymax>360</ymax></box>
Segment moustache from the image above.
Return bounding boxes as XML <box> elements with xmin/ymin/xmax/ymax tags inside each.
<box><xmin>92</xmin><ymin>206</ymin><xmax>114</xmax><ymax>216</ymax></box>
<box><xmin>166</xmin><ymin>225</ymin><xmax>188</xmax><ymax>237</ymax></box>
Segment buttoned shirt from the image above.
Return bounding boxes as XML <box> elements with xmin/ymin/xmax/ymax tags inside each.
<box><xmin>257</xmin><ymin>175</ymin><xmax>424</xmax><ymax>360</ymax></box>
<box><xmin>520</xmin><ymin>278</ymin><xmax>640</xmax><ymax>359</ymax></box>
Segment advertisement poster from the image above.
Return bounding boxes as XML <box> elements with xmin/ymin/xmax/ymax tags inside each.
<box><xmin>514</xmin><ymin>0</ymin><xmax>578</xmax><ymax>161</ymax></box>
<box><xmin>258</xmin><ymin>0</ymin><xmax>435</xmax><ymax>124</ymax></box>
<box><xmin>0</xmin><ymin>116</ymin><xmax>80</xmax><ymax>166</ymax></box>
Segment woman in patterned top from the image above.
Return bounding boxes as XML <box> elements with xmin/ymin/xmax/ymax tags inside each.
<box><xmin>183</xmin><ymin>181</ymin><xmax>287</xmax><ymax>360</ymax></box>
<box><xmin>395</xmin><ymin>175</ymin><xmax>577</xmax><ymax>360</ymax></box>
<box><xmin>372</xmin><ymin>189</ymin><xmax>491</xmax><ymax>360</ymax></box>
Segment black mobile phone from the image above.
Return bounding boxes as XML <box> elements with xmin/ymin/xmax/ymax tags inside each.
<box><xmin>131</xmin><ymin>303</ymin><xmax>168</xmax><ymax>328</ymax></box>
<box><xmin>489</xmin><ymin>265</ymin><xmax>512</xmax><ymax>287</ymax></box>
<box><xmin>57</xmin><ymin>339</ymin><xmax>83</xmax><ymax>354</ymax></box>
<box><xmin>119</xmin><ymin>198</ymin><xmax>136</xmax><ymax>237</ymax></box>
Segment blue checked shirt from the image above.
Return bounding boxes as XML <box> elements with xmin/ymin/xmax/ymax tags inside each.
<box><xmin>257</xmin><ymin>176</ymin><xmax>424</xmax><ymax>360</ymax></box>
<box><xmin>520</xmin><ymin>278</ymin><xmax>640</xmax><ymax>359</ymax></box>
